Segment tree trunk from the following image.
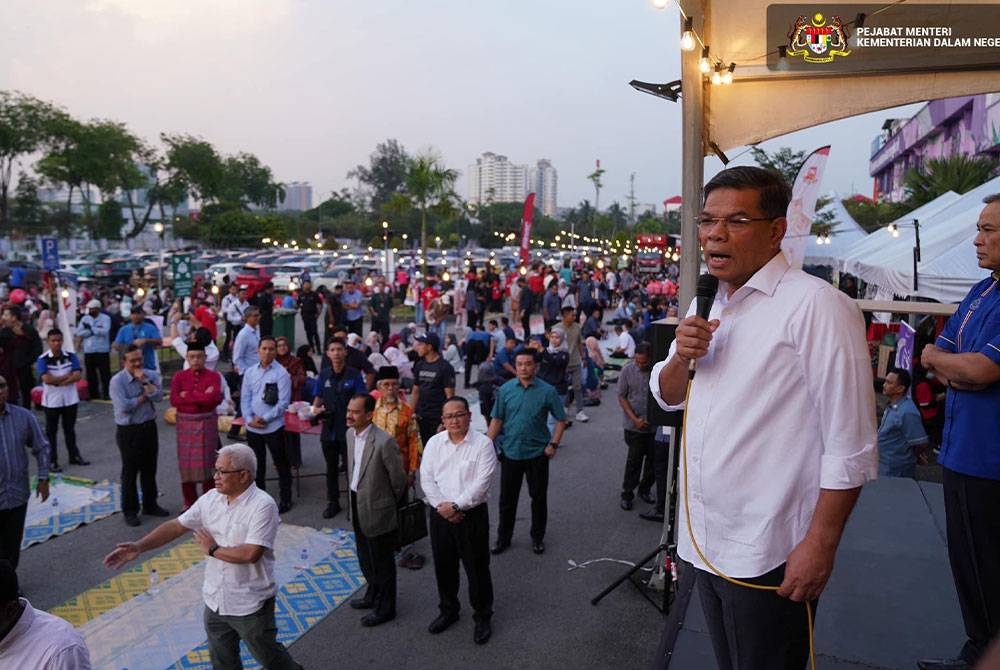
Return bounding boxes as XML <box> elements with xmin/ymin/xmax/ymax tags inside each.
<box><xmin>0</xmin><ymin>157</ymin><xmax>12</xmax><ymax>231</ymax></box>
<box><xmin>420</xmin><ymin>207</ymin><xmax>428</xmax><ymax>275</ymax></box>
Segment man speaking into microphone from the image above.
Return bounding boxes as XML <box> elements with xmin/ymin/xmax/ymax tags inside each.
<box><xmin>650</xmin><ymin>166</ymin><xmax>877</xmax><ymax>669</ymax></box>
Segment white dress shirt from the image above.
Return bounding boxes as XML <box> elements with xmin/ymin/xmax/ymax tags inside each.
<box><xmin>350</xmin><ymin>424</ymin><xmax>372</xmax><ymax>492</ymax></box>
<box><xmin>420</xmin><ymin>429</ymin><xmax>497</xmax><ymax>510</ymax></box>
<box><xmin>649</xmin><ymin>253</ymin><xmax>877</xmax><ymax>578</ymax></box>
<box><xmin>0</xmin><ymin>599</ymin><xmax>92</xmax><ymax>669</ymax></box>
<box><xmin>617</xmin><ymin>330</ymin><xmax>636</xmax><ymax>357</ymax></box>
<box><xmin>178</xmin><ymin>484</ymin><xmax>279</xmax><ymax>616</ymax></box>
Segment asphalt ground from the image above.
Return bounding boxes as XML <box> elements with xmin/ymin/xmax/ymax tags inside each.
<box><xmin>19</xmin><ymin>325</ymin><xmax>668</xmax><ymax>670</ymax></box>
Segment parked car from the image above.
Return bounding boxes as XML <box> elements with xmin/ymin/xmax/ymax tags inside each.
<box><xmin>0</xmin><ymin>260</ymin><xmax>44</xmax><ymax>285</ymax></box>
<box><xmin>93</xmin><ymin>257</ymin><xmax>147</xmax><ymax>284</ymax></box>
<box><xmin>234</xmin><ymin>264</ymin><xmax>274</xmax><ymax>299</ymax></box>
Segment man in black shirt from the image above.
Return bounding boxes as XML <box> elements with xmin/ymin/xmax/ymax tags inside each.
<box><xmin>410</xmin><ymin>332</ymin><xmax>456</xmax><ymax>445</ymax></box>
<box><xmin>324</xmin><ymin>285</ymin><xmax>345</xmax><ymax>348</ymax></box>
<box><xmin>296</xmin><ymin>280</ymin><xmax>322</xmax><ymax>355</ymax></box>
<box><xmin>368</xmin><ymin>279</ymin><xmax>393</xmax><ymax>343</ymax></box>
<box><xmin>254</xmin><ymin>282</ymin><xmax>275</xmax><ymax>337</ymax></box>
<box><xmin>322</xmin><ymin>327</ymin><xmax>375</xmax><ymax>390</ymax></box>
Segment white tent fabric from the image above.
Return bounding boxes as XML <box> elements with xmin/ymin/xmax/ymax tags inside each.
<box><xmin>840</xmin><ymin>178</ymin><xmax>1000</xmax><ymax>302</ymax></box>
<box><xmin>804</xmin><ymin>193</ymin><xmax>869</xmax><ymax>268</ymax></box>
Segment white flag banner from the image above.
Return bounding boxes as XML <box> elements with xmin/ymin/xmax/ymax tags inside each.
<box><xmin>55</xmin><ymin>283</ymin><xmax>78</xmax><ymax>354</ymax></box>
<box><xmin>781</xmin><ymin>145</ymin><xmax>830</xmax><ymax>269</ymax></box>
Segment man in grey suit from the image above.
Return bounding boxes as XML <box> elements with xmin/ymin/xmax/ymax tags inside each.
<box><xmin>346</xmin><ymin>393</ymin><xmax>406</xmax><ymax>627</ymax></box>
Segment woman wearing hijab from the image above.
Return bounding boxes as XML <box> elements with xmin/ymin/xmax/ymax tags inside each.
<box><xmin>275</xmin><ymin>336</ymin><xmax>306</xmax><ymax>468</ymax></box>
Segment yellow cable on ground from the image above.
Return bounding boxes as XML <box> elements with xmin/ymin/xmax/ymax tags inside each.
<box><xmin>679</xmin><ymin>375</ymin><xmax>817</xmax><ymax>670</ymax></box>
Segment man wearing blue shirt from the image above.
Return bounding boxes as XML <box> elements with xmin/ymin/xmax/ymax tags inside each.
<box><xmin>342</xmin><ymin>280</ymin><xmax>365</xmax><ymax>336</ymax></box>
<box><xmin>918</xmin><ymin>195</ymin><xmax>1000</xmax><ymax>670</ymax></box>
<box><xmin>241</xmin><ymin>337</ymin><xmax>293</xmax><ymax>513</ymax></box>
<box><xmin>0</xmin><ymin>375</ymin><xmax>49</xmax><ymax>572</ymax></box>
<box><xmin>876</xmin><ymin>368</ymin><xmax>927</xmax><ymax>479</ymax></box>
<box><xmin>487</xmin><ymin>350</ymin><xmax>566</xmax><ymax>555</ymax></box>
<box><xmin>77</xmin><ymin>299</ymin><xmax>112</xmax><ymax>400</ymax></box>
<box><xmin>113</xmin><ymin>309</ymin><xmax>160</xmax><ymax>371</ymax></box>
<box><xmin>231</xmin><ymin>308</ymin><xmax>261</xmax><ymax>376</ymax></box>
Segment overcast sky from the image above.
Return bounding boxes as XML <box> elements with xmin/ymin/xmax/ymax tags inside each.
<box><xmin>2</xmin><ymin>0</ymin><xmax>921</xmax><ymax>211</ymax></box>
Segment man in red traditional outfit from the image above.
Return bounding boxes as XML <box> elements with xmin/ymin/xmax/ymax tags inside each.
<box><xmin>170</xmin><ymin>341</ymin><xmax>224</xmax><ymax>509</ymax></box>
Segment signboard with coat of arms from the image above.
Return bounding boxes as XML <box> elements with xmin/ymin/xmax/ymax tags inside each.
<box><xmin>171</xmin><ymin>254</ymin><xmax>193</xmax><ymax>297</ymax></box>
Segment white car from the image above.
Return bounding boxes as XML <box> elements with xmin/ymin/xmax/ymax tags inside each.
<box><xmin>270</xmin><ymin>262</ymin><xmax>323</xmax><ymax>291</ymax></box>
<box><xmin>206</xmin><ymin>262</ymin><xmax>247</xmax><ymax>285</ymax></box>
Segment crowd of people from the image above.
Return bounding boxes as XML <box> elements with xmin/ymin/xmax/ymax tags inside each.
<box><xmin>0</xmin><ymin>166</ymin><xmax>998</xmax><ymax>669</ymax></box>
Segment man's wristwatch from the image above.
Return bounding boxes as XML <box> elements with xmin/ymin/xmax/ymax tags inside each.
<box><xmin>451</xmin><ymin>503</ymin><xmax>462</xmax><ymax>514</ymax></box>
<box><xmin>208</xmin><ymin>544</ymin><xmax>220</xmax><ymax>557</ymax></box>
<box><xmin>548</xmin><ymin>442</ymin><xmax>559</xmax><ymax>449</ymax></box>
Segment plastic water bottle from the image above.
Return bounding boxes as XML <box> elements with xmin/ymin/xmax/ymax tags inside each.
<box><xmin>296</xmin><ymin>547</ymin><xmax>309</xmax><ymax>569</ymax></box>
<box><xmin>149</xmin><ymin>568</ymin><xmax>160</xmax><ymax>595</ymax></box>
<box><xmin>50</xmin><ymin>496</ymin><xmax>59</xmax><ymax>522</ymax></box>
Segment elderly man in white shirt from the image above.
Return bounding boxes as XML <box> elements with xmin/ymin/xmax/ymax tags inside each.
<box><xmin>650</xmin><ymin>166</ymin><xmax>877</xmax><ymax>670</ymax></box>
<box><xmin>104</xmin><ymin>444</ymin><xmax>302</xmax><ymax>670</ymax></box>
<box><xmin>420</xmin><ymin>396</ymin><xmax>498</xmax><ymax>646</ymax></box>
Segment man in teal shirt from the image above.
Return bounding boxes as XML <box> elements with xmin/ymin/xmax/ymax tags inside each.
<box><xmin>487</xmin><ymin>350</ymin><xmax>566</xmax><ymax>556</ymax></box>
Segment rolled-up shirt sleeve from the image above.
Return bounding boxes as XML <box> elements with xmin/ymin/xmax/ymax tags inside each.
<box><xmin>799</xmin><ymin>290</ymin><xmax>878</xmax><ymax>489</ymax></box>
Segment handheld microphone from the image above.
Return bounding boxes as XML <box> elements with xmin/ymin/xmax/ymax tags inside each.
<box><xmin>689</xmin><ymin>273</ymin><xmax>719</xmax><ymax>377</ymax></box>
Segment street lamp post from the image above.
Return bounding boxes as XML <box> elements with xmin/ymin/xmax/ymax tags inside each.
<box><xmin>153</xmin><ymin>222</ymin><xmax>165</xmax><ymax>296</ymax></box>
<box><xmin>381</xmin><ymin>220</ymin><xmax>391</xmax><ymax>276</ymax></box>
<box><xmin>887</xmin><ymin>218</ymin><xmax>921</xmax><ymax>291</ymax></box>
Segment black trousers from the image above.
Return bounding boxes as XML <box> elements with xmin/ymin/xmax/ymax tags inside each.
<box><xmin>417</xmin><ymin>415</ymin><xmax>441</xmax><ymax>447</ymax></box>
<box><xmin>302</xmin><ymin>315</ymin><xmax>321</xmax><ymax>354</ymax></box>
<box><xmin>84</xmin><ymin>352</ymin><xmax>112</xmax><ymax>399</ymax></box>
<box><xmin>497</xmin><ymin>453</ymin><xmax>549</xmax><ymax>544</ymax></box>
<box><xmin>346</xmin><ymin>317</ymin><xmax>363</xmax><ymax>336</ymax></box>
<box><xmin>116</xmin><ymin>420</ymin><xmax>160</xmax><ymax>514</ymax></box>
<box><xmin>697</xmin><ymin>564</ymin><xmax>816</xmax><ymax>670</ymax></box>
<box><xmin>222</xmin><ymin>323</ymin><xmax>241</xmax><ymax>361</ymax></box>
<box><xmin>45</xmin><ymin>404</ymin><xmax>80</xmax><ymax>465</ymax></box>
<box><xmin>464</xmin><ymin>340</ymin><xmax>488</xmax><ymax>388</ymax></box>
<box><xmin>621</xmin><ymin>430</ymin><xmax>656</xmax><ymax>500</ymax></box>
<box><xmin>0</xmin><ymin>504</ymin><xmax>27</xmax><ymax>570</ymax></box>
<box><xmin>942</xmin><ymin>466</ymin><xmax>1000</xmax><ymax>665</ymax></box>
<box><xmin>351</xmin><ymin>492</ymin><xmax>397</xmax><ymax>618</ymax></box>
<box><xmin>247</xmin><ymin>428</ymin><xmax>293</xmax><ymax>504</ymax></box>
<box><xmin>320</xmin><ymin>439</ymin><xmax>346</xmax><ymax>506</ymax></box>
<box><xmin>371</xmin><ymin>319</ymin><xmax>390</xmax><ymax>344</ymax></box>
<box><xmin>521</xmin><ymin>312</ymin><xmax>532</xmax><ymax>340</ymax></box>
<box><xmin>15</xmin><ymin>366</ymin><xmax>34</xmax><ymax>407</ymax></box>
<box><xmin>430</xmin><ymin>503</ymin><xmax>494</xmax><ymax>622</ymax></box>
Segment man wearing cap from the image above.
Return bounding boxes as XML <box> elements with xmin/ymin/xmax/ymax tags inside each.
<box><xmin>0</xmin><ymin>374</ymin><xmax>50</xmax><ymax>573</ymax></box>
<box><xmin>411</xmin><ymin>332</ymin><xmax>456</xmax><ymax>445</ymax></box>
<box><xmin>77</xmin><ymin>299</ymin><xmax>112</xmax><ymax>400</ymax></box>
<box><xmin>110</xmin><ymin>344</ymin><xmax>170</xmax><ymax>526</ymax></box>
<box><xmin>171</xmin><ymin>341</ymin><xmax>224</xmax><ymax>511</ymax></box>
<box><xmin>372</xmin><ymin>366</ymin><xmax>423</xmax><ymax>485</ymax></box>
<box><xmin>342</xmin><ymin>280</ymin><xmax>365</xmax><ymax>336</ymax></box>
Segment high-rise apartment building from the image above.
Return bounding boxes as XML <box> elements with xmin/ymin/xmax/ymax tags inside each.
<box><xmin>279</xmin><ymin>181</ymin><xmax>313</xmax><ymax>211</ymax></box>
<box><xmin>467</xmin><ymin>152</ymin><xmax>528</xmax><ymax>205</ymax></box>
<box><xmin>529</xmin><ymin>159</ymin><xmax>558</xmax><ymax>217</ymax></box>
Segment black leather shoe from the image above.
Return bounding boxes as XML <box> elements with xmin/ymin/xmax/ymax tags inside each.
<box><xmin>917</xmin><ymin>659</ymin><xmax>971</xmax><ymax>669</ymax></box>
<box><xmin>322</xmin><ymin>503</ymin><xmax>341</xmax><ymax>519</ymax></box>
<box><xmin>490</xmin><ymin>540</ymin><xmax>510</xmax><ymax>555</ymax></box>
<box><xmin>360</xmin><ymin>612</ymin><xmax>395</xmax><ymax>627</ymax></box>
<box><xmin>124</xmin><ymin>513</ymin><xmax>141</xmax><ymax>527</ymax></box>
<box><xmin>349</xmin><ymin>598</ymin><xmax>375</xmax><ymax>610</ymax></box>
<box><xmin>278</xmin><ymin>501</ymin><xmax>292</xmax><ymax>514</ymax></box>
<box><xmin>639</xmin><ymin>509</ymin><xmax>665</xmax><ymax>522</ymax></box>
<box><xmin>473</xmin><ymin>619</ymin><xmax>492</xmax><ymax>645</ymax></box>
<box><xmin>143</xmin><ymin>506</ymin><xmax>171</xmax><ymax>517</ymax></box>
<box><xmin>69</xmin><ymin>457</ymin><xmax>91</xmax><ymax>466</ymax></box>
<box><xmin>49</xmin><ymin>464</ymin><xmax>62</xmax><ymax>473</ymax></box>
<box><xmin>638</xmin><ymin>490</ymin><xmax>655</xmax><ymax>504</ymax></box>
<box><xmin>532</xmin><ymin>541</ymin><xmax>545</xmax><ymax>555</ymax></box>
<box><xmin>620</xmin><ymin>498</ymin><xmax>633</xmax><ymax>511</ymax></box>
<box><xmin>428</xmin><ymin>613</ymin><xmax>459</xmax><ymax>634</ymax></box>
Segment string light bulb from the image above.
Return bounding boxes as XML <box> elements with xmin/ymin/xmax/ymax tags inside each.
<box><xmin>699</xmin><ymin>47</ymin><xmax>712</xmax><ymax>74</ymax></box>
<box><xmin>680</xmin><ymin>17</ymin><xmax>696</xmax><ymax>51</ymax></box>
<box><xmin>652</xmin><ymin>0</ymin><xmax>670</xmax><ymax>9</ymax></box>
<box><xmin>711</xmin><ymin>65</ymin><xmax>723</xmax><ymax>86</ymax></box>
<box><xmin>722</xmin><ymin>62</ymin><xmax>735</xmax><ymax>85</ymax></box>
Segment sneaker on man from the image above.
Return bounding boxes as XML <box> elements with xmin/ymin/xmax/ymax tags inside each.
<box><xmin>575</xmin><ymin>411</ymin><xmax>589</xmax><ymax>422</ymax></box>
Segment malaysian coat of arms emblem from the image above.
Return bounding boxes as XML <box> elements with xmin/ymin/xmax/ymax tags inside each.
<box><xmin>788</xmin><ymin>13</ymin><xmax>851</xmax><ymax>63</ymax></box>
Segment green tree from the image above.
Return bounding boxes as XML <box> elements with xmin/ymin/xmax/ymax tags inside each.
<box><xmin>348</xmin><ymin>139</ymin><xmax>410</xmax><ymax>215</ymax></box>
<box><xmin>0</xmin><ymin>91</ymin><xmax>66</xmax><ymax>230</ymax></box>
<box><xmin>903</xmin><ymin>155</ymin><xmax>998</xmax><ymax>207</ymax></box>
<box><xmin>606</xmin><ymin>201</ymin><xmax>628</xmax><ymax>233</ymax></box>
<box><xmin>749</xmin><ymin>146</ymin><xmax>806</xmax><ymax>185</ymax></box>
<box><xmin>161</xmin><ymin>134</ymin><xmax>224</xmax><ymax>203</ymax></box>
<box><xmin>96</xmin><ymin>200</ymin><xmax>124</xmax><ymax>240</ymax></box>
<box><xmin>11</xmin><ymin>173</ymin><xmax>45</xmax><ymax>232</ymax></box>
<box><xmin>634</xmin><ymin>210</ymin><xmax>665</xmax><ymax>234</ymax></box>
<box><xmin>219</xmin><ymin>153</ymin><xmax>285</xmax><ymax>209</ymax></box>
<box><xmin>404</xmin><ymin>152</ymin><xmax>458</xmax><ymax>270</ymax></box>
<box><xmin>841</xmin><ymin>196</ymin><xmax>914</xmax><ymax>233</ymax></box>
<box><xmin>199</xmin><ymin>210</ymin><xmax>288</xmax><ymax>247</ymax></box>
<box><xmin>587</xmin><ymin>163</ymin><xmax>606</xmax><ymax>230</ymax></box>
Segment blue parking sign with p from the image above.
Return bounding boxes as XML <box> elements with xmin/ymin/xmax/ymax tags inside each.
<box><xmin>42</xmin><ymin>238</ymin><xmax>60</xmax><ymax>271</ymax></box>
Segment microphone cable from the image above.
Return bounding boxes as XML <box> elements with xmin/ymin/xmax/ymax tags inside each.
<box><xmin>679</xmin><ymin>367</ymin><xmax>817</xmax><ymax>670</ymax></box>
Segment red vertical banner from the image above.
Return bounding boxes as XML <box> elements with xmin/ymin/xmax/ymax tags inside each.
<box><xmin>519</xmin><ymin>192</ymin><xmax>536</xmax><ymax>266</ymax></box>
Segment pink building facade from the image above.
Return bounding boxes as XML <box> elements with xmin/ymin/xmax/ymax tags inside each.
<box><xmin>869</xmin><ymin>93</ymin><xmax>1000</xmax><ymax>202</ymax></box>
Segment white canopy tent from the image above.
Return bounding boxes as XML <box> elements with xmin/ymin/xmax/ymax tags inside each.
<box><xmin>803</xmin><ymin>194</ymin><xmax>869</xmax><ymax>268</ymax></box>
<box><xmin>839</xmin><ymin>177</ymin><xmax>1000</xmax><ymax>302</ymax></box>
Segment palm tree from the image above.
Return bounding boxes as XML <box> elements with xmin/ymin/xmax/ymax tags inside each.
<box><xmin>587</xmin><ymin>162</ymin><xmax>605</xmax><ymax>230</ymax></box>
<box><xmin>405</xmin><ymin>152</ymin><xmax>458</xmax><ymax>273</ymax></box>
<box><xmin>903</xmin><ymin>155</ymin><xmax>998</xmax><ymax>207</ymax></box>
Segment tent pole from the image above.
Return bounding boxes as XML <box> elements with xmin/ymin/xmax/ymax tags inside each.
<box><xmin>679</xmin><ymin>3</ymin><xmax>706</xmax><ymax>313</ymax></box>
